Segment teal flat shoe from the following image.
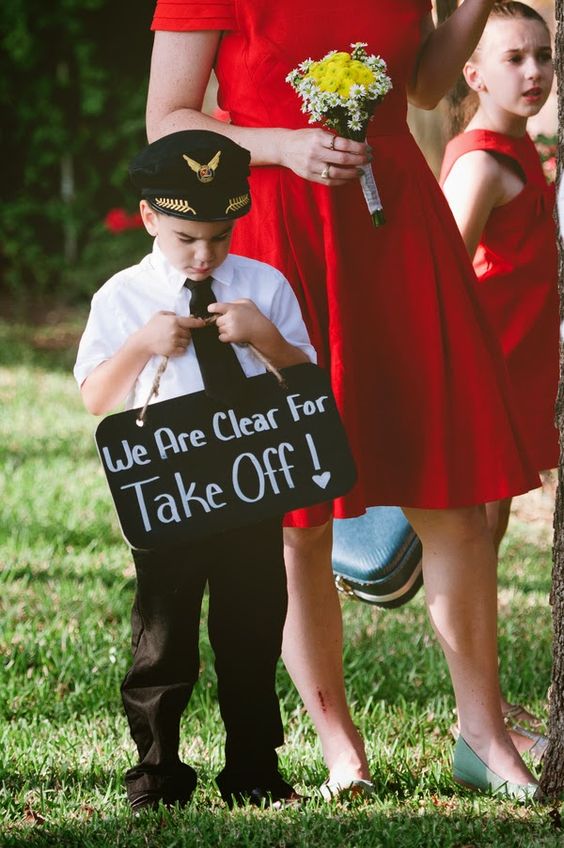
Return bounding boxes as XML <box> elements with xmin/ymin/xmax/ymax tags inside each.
<box><xmin>449</xmin><ymin>716</ymin><xmax>548</xmax><ymax>765</ymax></box>
<box><xmin>453</xmin><ymin>736</ymin><xmax>542</xmax><ymax>803</ymax></box>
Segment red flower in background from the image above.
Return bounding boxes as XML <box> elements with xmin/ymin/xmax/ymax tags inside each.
<box><xmin>105</xmin><ymin>208</ymin><xmax>144</xmax><ymax>233</ymax></box>
<box><xmin>533</xmin><ymin>134</ymin><xmax>558</xmax><ymax>185</ymax></box>
<box><xmin>542</xmin><ymin>156</ymin><xmax>557</xmax><ymax>184</ymax></box>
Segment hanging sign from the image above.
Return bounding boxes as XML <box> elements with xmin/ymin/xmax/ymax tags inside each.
<box><xmin>95</xmin><ymin>363</ymin><xmax>356</xmax><ymax>549</ymax></box>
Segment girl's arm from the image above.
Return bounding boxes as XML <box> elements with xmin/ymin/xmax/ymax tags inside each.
<box><xmin>441</xmin><ymin>151</ymin><xmax>505</xmax><ymax>257</ymax></box>
<box><xmin>408</xmin><ymin>1</ymin><xmax>496</xmax><ymax>110</ymax></box>
<box><xmin>146</xmin><ymin>31</ymin><xmax>370</xmax><ymax>185</ymax></box>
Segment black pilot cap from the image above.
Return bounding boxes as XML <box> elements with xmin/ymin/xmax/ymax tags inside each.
<box><xmin>129</xmin><ymin>130</ymin><xmax>251</xmax><ymax>221</ymax></box>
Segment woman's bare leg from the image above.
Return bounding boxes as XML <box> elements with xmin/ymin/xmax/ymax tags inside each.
<box><xmin>403</xmin><ymin>504</ymin><xmax>535</xmax><ymax>785</ymax></box>
<box><xmin>485</xmin><ymin>497</ymin><xmax>512</xmax><ymax>555</ymax></box>
<box><xmin>282</xmin><ymin>521</ymin><xmax>370</xmax><ymax>783</ymax></box>
<box><xmin>484</xmin><ymin>497</ymin><xmax>543</xmax><ymax>746</ymax></box>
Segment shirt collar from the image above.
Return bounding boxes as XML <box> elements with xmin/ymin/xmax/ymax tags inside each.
<box><xmin>150</xmin><ymin>239</ymin><xmax>188</xmax><ymax>293</ymax></box>
<box><xmin>150</xmin><ymin>239</ymin><xmax>234</xmax><ymax>292</ymax></box>
<box><xmin>209</xmin><ymin>255</ymin><xmax>234</xmax><ymax>287</ymax></box>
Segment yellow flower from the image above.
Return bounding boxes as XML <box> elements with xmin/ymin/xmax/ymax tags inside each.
<box><xmin>350</xmin><ymin>60</ymin><xmax>374</xmax><ymax>86</ymax></box>
<box><xmin>319</xmin><ymin>77</ymin><xmax>339</xmax><ymax>93</ymax></box>
<box><xmin>332</xmin><ymin>52</ymin><xmax>351</xmax><ymax>63</ymax></box>
<box><xmin>306</xmin><ymin>54</ymin><xmax>375</xmax><ymax>99</ymax></box>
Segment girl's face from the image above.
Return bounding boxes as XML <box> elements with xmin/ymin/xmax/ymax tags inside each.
<box><xmin>466</xmin><ymin>17</ymin><xmax>553</xmax><ymax>127</ymax></box>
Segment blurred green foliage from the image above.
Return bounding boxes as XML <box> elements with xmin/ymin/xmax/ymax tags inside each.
<box><xmin>1</xmin><ymin>0</ymin><xmax>154</xmax><ymax>300</ymax></box>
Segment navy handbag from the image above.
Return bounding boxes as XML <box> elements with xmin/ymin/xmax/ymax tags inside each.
<box><xmin>332</xmin><ymin>507</ymin><xmax>423</xmax><ymax>608</ymax></box>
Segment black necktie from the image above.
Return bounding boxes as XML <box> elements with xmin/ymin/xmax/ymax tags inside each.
<box><xmin>185</xmin><ymin>277</ymin><xmax>247</xmax><ymax>406</ymax></box>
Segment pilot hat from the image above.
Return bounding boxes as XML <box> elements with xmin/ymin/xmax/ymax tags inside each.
<box><xmin>129</xmin><ymin>130</ymin><xmax>251</xmax><ymax>221</ymax></box>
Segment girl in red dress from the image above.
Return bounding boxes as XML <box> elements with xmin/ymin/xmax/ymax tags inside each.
<box><xmin>147</xmin><ymin>0</ymin><xmax>541</xmax><ymax>799</ymax></box>
<box><xmin>441</xmin><ymin>1</ymin><xmax>557</xmax><ymax>763</ymax></box>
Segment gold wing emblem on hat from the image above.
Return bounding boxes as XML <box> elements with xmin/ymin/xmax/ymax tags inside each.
<box><xmin>183</xmin><ymin>150</ymin><xmax>222</xmax><ymax>184</ymax></box>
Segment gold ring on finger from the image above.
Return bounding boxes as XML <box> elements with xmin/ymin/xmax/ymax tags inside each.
<box><xmin>321</xmin><ymin>164</ymin><xmax>330</xmax><ymax>180</ymax></box>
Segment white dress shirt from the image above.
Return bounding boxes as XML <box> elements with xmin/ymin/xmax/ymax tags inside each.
<box><xmin>74</xmin><ymin>240</ymin><xmax>316</xmax><ymax>410</ymax></box>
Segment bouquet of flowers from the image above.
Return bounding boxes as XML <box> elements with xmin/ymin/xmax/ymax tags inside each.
<box><xmin>286</xmin><ymin>42</ymin><xmax>392</xmax><ymax>226</ymax></box>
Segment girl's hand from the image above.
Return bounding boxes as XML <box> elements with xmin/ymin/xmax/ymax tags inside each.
<box><xmin>137</xmin><ymin>311</ymin><xmax>205</xmax><ymax>357</ymax></box>
<box><xmin>208</xmin><ymin>300</ymin><xmax>273</xmax><ymax>346</ymax></box>
<box><xmin>278</xmin><ymin>128</ymin><xmax>372</xmax><ymax>185</ymax></box>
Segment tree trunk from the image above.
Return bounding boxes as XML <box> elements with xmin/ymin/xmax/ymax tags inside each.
<box><xmin>541</xmin><ymin>0</ymin><xmax>564</xmax><ymax>799</ymax></box>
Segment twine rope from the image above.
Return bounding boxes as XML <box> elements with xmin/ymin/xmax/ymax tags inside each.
<box><xmin>136</xmin><ymin>315</ymin><xmax>287</xmax><ymax>427</ymax></box>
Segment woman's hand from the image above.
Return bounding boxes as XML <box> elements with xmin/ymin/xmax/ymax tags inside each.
<box><xmin>136</xmin><ymin>311</ymin><xmax>205</xmax><ymax>358</ymax></box>
<box><xmin>277</xmin><ymin>128</ymin><xmax>372</xmax><ymax>185</ymax></box>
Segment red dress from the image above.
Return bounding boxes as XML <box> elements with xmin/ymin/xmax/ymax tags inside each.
<box><xmin>152</xmin><ymin>0</ymin><xmax>539</xmax><ymax>525</ymax></box>
<box><xmin>441</xmin><ymin>130</ymin><xmax>559</xmax><ymax>473</ymax></box>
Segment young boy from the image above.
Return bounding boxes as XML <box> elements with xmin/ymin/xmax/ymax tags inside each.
<box><xmin>74</xmin><ymin>130</ymin><xmax>315</xmax><ymax>812</ymax></box>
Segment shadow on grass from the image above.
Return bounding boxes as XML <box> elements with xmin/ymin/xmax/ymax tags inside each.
<box><xmin>0</xmin><ymin>766</ymin><xmax>119</xmax><ymax>799</ymax></box>
<box><xmin>0</xmin><ymin>319</ymin><xmax>83</xmax><ymax>374</ymax></box>
<box><xmin>1</xmin><ymin>802</ymin><xmax>562</xmax><ymax>848</ymax></box>
<box><xmin>0</xmin><ymin>441</ymin><xmax>97</xmax><ymax>468</ymax></box>
<box><xmin>0</xmin><ymin>525</ymin><xmax>124</xmax><ymax>560</ymax></box>
<box><xmin>0</xmin><ymin>341</ymin><xmax>80</xmax><ymax>375</ymax></box>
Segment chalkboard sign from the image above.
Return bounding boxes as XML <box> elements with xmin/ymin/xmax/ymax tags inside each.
<box><xmin>95</xmin><ymin>363</ymin><xmax>356</xmax><ymax>549</ymax></box>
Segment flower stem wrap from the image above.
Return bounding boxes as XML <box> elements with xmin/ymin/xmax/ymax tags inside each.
<box><xmin>358</xmin><ymin>162</ymin><xmax>385</xmax><ymax>227</ymax></box>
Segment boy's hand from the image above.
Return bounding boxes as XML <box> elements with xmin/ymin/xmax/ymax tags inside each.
<box><xmin>138</xmin><ymin>311</ymin><xmax>205</xmax><ymax>357</ymax></box>
<box><xmin>208</xmin><ymin>299</ymin><xmax>310</xmax><ymax>369</ymax></box>
<box><xmin>208</xmin><ymin>300</ymin><xmax>273</xmax><ymax>346</ymax></box>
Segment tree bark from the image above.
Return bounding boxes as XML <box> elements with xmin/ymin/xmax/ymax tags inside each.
<box><xmin>541</xmin><ymin>0</ymin><xmax>564</xmax><ymax>799</ymax></box>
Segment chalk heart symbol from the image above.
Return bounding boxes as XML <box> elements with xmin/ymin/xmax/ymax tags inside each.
<box><xmin>312</xmin><ymin>471</ymin><xmax>331</xmax><ymax>489</ymax></box>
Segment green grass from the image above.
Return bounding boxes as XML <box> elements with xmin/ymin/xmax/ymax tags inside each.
<box><xmin>0</xmin><ymin>315</ymin><xmax>561</xmax><ymax>847</ymax></box>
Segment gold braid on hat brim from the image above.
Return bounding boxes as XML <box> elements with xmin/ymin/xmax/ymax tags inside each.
<box><xmin>150</xmin><ymin>192</ymin><xmax>249</xmax><ymax>217</ymax></box>
<box><xmin>225</xmin><ymin>193</ymin><xmax>250</xmax><ymax>214</ymax></box>
<box><xmin>153</xmin><ymin>197</ymin><xmax>196</xmax><ymax>215</ymax></box>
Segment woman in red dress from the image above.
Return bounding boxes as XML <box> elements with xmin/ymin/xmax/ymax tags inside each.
<box><xmin>147</xmin><ymin>0</ymin><xmax>541</xmax><ymax>798</ymax></box>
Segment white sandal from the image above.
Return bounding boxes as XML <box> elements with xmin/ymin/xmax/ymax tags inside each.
<box><xmin>319</xmin><ymin>778</ymin><xmax>375</xmax><ymax>802</ymax></box>
<box><xmin>503</xmin><ymin>703</ymin><xmax>548</xmax><ymax>764</ymax></box>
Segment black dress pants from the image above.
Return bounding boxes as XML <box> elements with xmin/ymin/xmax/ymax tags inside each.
<box><xmin>120</xmin><ymin>518</ymin><xmax>289</xmax><ymax>806</ymax></box>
